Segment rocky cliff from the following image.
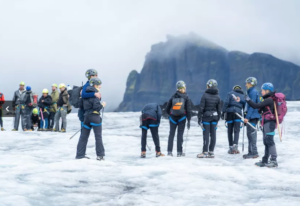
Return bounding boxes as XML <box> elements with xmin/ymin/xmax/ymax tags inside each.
<box><xmin>116</xmin><ymin>34</ymin><xmax>300</xmax><ymax>111</ymax></box>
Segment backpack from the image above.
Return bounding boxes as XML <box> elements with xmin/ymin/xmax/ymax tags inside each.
<box><xmin>262</xmin><ymin>93</ymin><xmax>287</xmax><ymax>125</ymax></box>
<box><xmin>171</xmin><ymin>98</ymin><xmax>186</xmax><ymax>116</ymax></box>
<box><xmin>70</xmin><ymin>86</ymin><xmax>82</xmax><ymax>108</ymax></box>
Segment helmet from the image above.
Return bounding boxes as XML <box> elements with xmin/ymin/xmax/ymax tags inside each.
<box><xmin>52</xmin><ymin>83</ymin><xmax>58</xmax><ymax>88</ymax></box>
<box><xmin>32</xmin><ymin>108</ymin><xmax>38</xmax><ymax>115</ymax></box>
<box><xmin>206</xmin><ymin>79</ymin><xmax>218</xmax><ymax>88</ymax></box>
<box><xmin>176</xmin><ymin>81</ymin><xmax>186</xmax><ymax>89</ymax></box>
<box><xmin>85</xmin><ymin>69</ymin><xmax>98</xmax><ymax>79</ymax></box>
<box><xmin>20</xmin><ymin>81</ymin><xmax>25</xmax><ymax>86</ymax></box>
<box><xmin>42</xmin><ymin>89</ymin><xmax>49</xmax><ymax>93</ymax></box>
<box><xmin>59</xmin><ymin>83</ymin><xmax>66</xmax><ymax>89</ymax></box>
<box><xmin>245</xmin><ymin>77</ymin><xmax>257</xmax><ymax>86</ymax></box>
<box><xmin>26</xmin><ymin>86</ymin><xmax>31</xmax><ymax>91</ymax></box>
<box><xmin>233</xmin><ymin>85</ymin><xmax>242</xmax><ymax>90</ymax></box>
<box><xmin>89</xmin><ymin>77</ymin><xmax>102</xmax><ymax>86</ymax></box>
<box><xmin>261</xmin><ymin>82</ymin><xmax>274</xmax><ymax>92</ymax></box>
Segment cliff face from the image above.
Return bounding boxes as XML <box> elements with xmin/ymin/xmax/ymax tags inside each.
<box><xmin>116</xmin><ymin>34</ymin><xmax>300</xmax><ymax>112</ymax></box>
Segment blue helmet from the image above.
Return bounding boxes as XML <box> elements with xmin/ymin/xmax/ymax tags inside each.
<box><xmin>26</xmin><ymin>86</ymin><xmax>31</xmax><ymax>91</ymax></box>
<box><xmin>261</xmin><ymin>82</ymin><xmax>274</xmax><ymax>92</ymax></box>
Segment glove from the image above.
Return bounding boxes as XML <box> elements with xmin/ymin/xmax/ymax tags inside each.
<box><xmin>245</xmin><ymin>95</ymin><xmax>250</xmax><ymax>101</ymax></box>
<box><xmin>221</xmin><ymin>112</ymin><xmax>225</xmax><ymax>120</ymax></box>
<box><xmin>187</xmin><ymin>121</ymin><xmax>190</xmax><ymax>130</ymax></box>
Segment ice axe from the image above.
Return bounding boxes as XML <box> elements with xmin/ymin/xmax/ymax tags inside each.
<box><xmin>182</xmin><ymin>130</ymin><xmax>189</xmax><ymax>157</ymax></box>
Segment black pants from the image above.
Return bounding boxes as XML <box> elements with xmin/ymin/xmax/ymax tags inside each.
<box><xmin>49</xmin><ymin>112</ymin><xmax>55</xmax><ymax>129</ymax></box>
<box><xmin>226</xmin><ymin>112</ymin><xmax>242</xmax><ymax>146</ymax></box>
<box><xmin>76</xmin><ymin>114</ymin><xmax>104</xmax><ymax>158</ymax></box>
<box><xmin>262</xmin><ymin>121</ymin><xmax>277</xmax><ymax>163</ymax></box>
<box><xmin>0</xmin><ymin>108</ymin><xmax>3</xmax><ymax>127</ymax></box>
<box><xmin>202</xmin><ymin>121</ymin><xmax>218</xmax><ymax>152</ymax></box>
<box><xmin>141</xmin><ymin>118</ymin><xmax>160</xmax><ymax>152</ymax></box>
<box><xmin>167</xmin><ymin>116</ymin><xmax>186</xmax><ymax>153</ymax></box>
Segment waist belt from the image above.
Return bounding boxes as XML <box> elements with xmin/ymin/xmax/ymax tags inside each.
<box><xmin>93</xmin><ymin>111</ymin><xmax>100</xmax><ymax>114</ymax></box>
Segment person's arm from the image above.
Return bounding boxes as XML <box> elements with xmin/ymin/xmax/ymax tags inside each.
<box><xmin>222</xmin><ymin>94</ymin><xmax>230</xmax><ymax>112</ymax></box>
<box><xmin>93</xmin><ymin>98</ymin><xmax>103</xmax><ymax>112</ymax></box>
<box><xmin>197</xmin><ymin>94</ymin><xmax>206</xmax><ymax>121</ymax></box>
<box><xmin>245</xmin><ymin>91</ymin><xmax>257</xmax><ymax>119</ymax></box>
<box><xmin>44</xmin><ymin>96</ymin><xmax>52</xmax><ymax>106</ymax></box>
<box><xmin>247</xmin><ymin>98</ymin><xmax>272</xmax><ymax>110</ymax></box>
<box><xmin>217</xmin><ymin>97</ymin><xmax>221</xmax><ymax>120</ymax></box>
<box><xmin>157</xmin><ymin>104</ymin><xmax>162</xmax><ymax>124</ymax></box>
<box><xmin>165</xmin><ymin>98</ymin><xmax>172</xmax><ymax>115</ymax></box>
<box><xmin>81</xmin><ymin>84</ymin><xmax>96</xmax><ymax>99</ymax></box>
<box><xmin>186</xmin><ymin>97</ymin><xmax>192</xmax><ymax>121</ymax></box>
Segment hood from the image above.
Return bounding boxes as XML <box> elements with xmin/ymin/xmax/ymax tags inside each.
<box><xmin>233</xmin><ymin>89</ymin><xmax>244</xmax><ymax>95</ymax></box>
<box><xmin>205</xmin><ymin>88</ymin><xmax>219</xmax><ymax>95</ymax></box>
<box><xmin>86</xmin><ymin>86</ymin><xmax>98</xmax><ymax>93</ymax></box>
<box><xmin>173</xmin><ymin>91</ymin><xmax>188</xmax><ymax>99</ymax></box>
<box><xmin>263</xmin><ymin>91</ymin><xmax>276</xmax><ymax>99</ymax></box>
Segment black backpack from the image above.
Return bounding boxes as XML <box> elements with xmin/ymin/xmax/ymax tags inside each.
<box><xmin>171</xmin><ymin>97</ymin><xmax>186</xmax><ymax>116</ymax></box>
<box><xmin>70</xmin><ymin>86</ymin><xmax>82</xmax><ymax>108</ymax></box>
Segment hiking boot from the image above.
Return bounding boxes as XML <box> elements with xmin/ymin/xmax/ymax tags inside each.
<box><xmin>233</xmin><ymin>144</ymin><xmax>240</xmax><ymax>154</ymax></box>
<box><xmin>52</xmin><ymin>128</ymin><xmax>58</xmax><ymax>132</ymax></box>
<box><xmin>265</xmin><ymin>160</ymin><xmax>278</xmax><ymax>168</ymax></box>
<box><xmin>27</xmin><ymin>129</ymin><xmax>33</xmax><ymax>131</ymax></box>
<box><xmin>177</xmin><ymin>152</ymin><xmax>185</xmax><ymax>157</ymax></box>
<box><xmin>76</xmin><ymin>156</ymin><xmax>90</xmax><ymax>160</ymax></box>
<box><xmin>44</xmin><ymin>129</ymin><xmax>48</xmax><ymax>132</ymax></box>
<box><xmin>228</xmin><ymin>146</ymin><xmax>234</xmax><ymax>154</ymax></box>
<box><xmin>167</xmin><ymin>152</ymin><xmax>173</xmax><ymax>157</ymax></box>
<box><xmin>12</xmin><ymin>129</ymin><xmax>18</xmax><ymax>131</ymax></box>
<box><xmin>208</xmin><ymin>151</ymin><xmax>215</xmax><ymax>158</ymax></box>
<box><xmin>24</xmin><ymin>128</ymin><xmax>28</xmax><ymax>131</ymax></box>
<box><xmin>156</xmin><ymin>152</ymin><xmax>165</xmax><ymax>157</ymax></box>
<box><xmin>48</xmin><ymin>128</ymin><xmax>53</xmax><ymax>131</ymax></box>
<box><xmin>141</xmin><ymin>152</ymin><xmax>146</xmax><ymax>158</ymax></box>
<box><xmin>97</xmin><ymin>156</ymin><xmax>105</xmax><ymax>161</ymax></box>
<box><xmin>255</xmin><ymin>161</ymin><xmax>266</xmax><ymax>167</ymax></box>
<box><xmin>197</xmin><ymin>152</ymin><xmax>208</xmax><ymax>158</ymax></box>
<box><xmin>243</xmin><ymin>153</ymin><xmax>259</xmax><ymax>159</ymax></box>
<box><xmin>1</xmin><ymin>128</ymin><xmax>5</xmax><ymax>131</ymax></box>
<box><xmin>60</xmin><ymin>129</ymin><xmax>66</xmax><ymax>133</ymax></box>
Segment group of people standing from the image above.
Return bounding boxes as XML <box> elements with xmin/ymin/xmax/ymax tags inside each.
<box><xmin>140</xmin><ymin>77</ymin><xmax>280</xmax><ymax>168</ymax></box>
<box><xmin>7</xmin><ymin>82</ymin><xmax>70</xmax><ymax>132</ymax></box>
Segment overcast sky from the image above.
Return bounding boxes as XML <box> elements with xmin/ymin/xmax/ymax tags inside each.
<box><xmin>0</xmin><ymin>0</ymin><xmax>299</xmax><ymax>111</ymax></box>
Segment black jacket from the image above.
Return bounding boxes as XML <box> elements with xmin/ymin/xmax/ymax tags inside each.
<box><xmin>166</xmin><ymin>91</ymin><xmax>192</xmax><ymax>121</ymax></box>
<box><xmin>31</xmin><ymin>114</ymin><xmax>39</xmax><ymax>124</ymax></box>
<box><xmin>198</xmin><ymin>88</ymin><xmax>221</xmax><ymax>121</ymax></box>
<box><xmin>247</xmin><ymin>91</ymin><xmax>275</xmax><ymax>115</ymax></box>
<box><xmin>38</xmin><ymin>95</ymin><xmax>52</xmax><ymax>109</ymax></box>
<box><xmin>82</xmin><ymin>86</ymin><xmax>103</xmax><ymax>115</ymax></box>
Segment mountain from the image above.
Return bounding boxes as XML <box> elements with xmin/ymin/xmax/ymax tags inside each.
<box><xmin>116</xmin><ymin>33</ymin><xmax>300</xmax><ymax>111</ymax></box>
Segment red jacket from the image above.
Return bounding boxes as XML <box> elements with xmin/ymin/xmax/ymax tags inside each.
<box><xmin>0</xmin><ymin>93</ymin><xmax>5</xmax><ymax>109</ymax></box>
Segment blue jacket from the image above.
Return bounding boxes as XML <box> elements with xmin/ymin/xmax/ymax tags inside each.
<box><xmin>245</xmin><ymin>87</ymin><xmax>261</xmax><ymax>120</ymax></box>
<box><xmin>222</xmin><ymin>89</ymin><xmax>246</xmax><ymax>115</ymax></box>
<box><xmin>142</xmin><ymin>103</ymin><xmax>162</xmax><ymax>124</ymax></box>
<box><xmin>82</xmin><ymin>81</ymin><xmax>95</xmax><ymax>99</ymax></box>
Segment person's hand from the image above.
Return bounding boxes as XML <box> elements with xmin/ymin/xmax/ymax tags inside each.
<box><xmin>42</xmin><ymin>100</ymin><xmax>44</xmax><ymax>102</ymax></box>
<box><xmin>187</xmin><ymin>121</ymin><xmax>190</xmax><ymax>130</ymax></box>
<box><xmin>244</xmin><ymin>118</ymin><xmax>248</xmax><ymax>124</ymax></box>
<box><xmin>39</xmin><ymin>117</ymin><xmax>41</xmax><ymax>120</ymax></box>
<box><xmin>28</xmin><ymin>103</ymin><xmax>33</xmax><ymax>106</ymax></box>
<box><xmin>95</xmin><ymin>92</ymin><xmax>101</xmax><ymax>99</ymax></box>
<box><xmin>13</xmin><ymin>107</ymin><xmax>16</xmax><ymax>111</ymax></box>
<box><xmin>221</xmin><ymin>112</ymin><xmax>225</xmax><ymax>120</ymax></box>
<box><xmin>235</xmin><ymin>96</ymin><xmax>241</xmax><ymax>102</ymax></box>
<box><xmin>101</xmin><ymin>102</ymin><xmax>106</xmax><ymax>107</ymax></box>
<box><xmin>245</xmin><ymin>95</ymin><xmax>250</xmax><ymax>101</ymax></box>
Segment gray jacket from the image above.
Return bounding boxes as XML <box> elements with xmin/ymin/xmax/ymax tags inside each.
<box><xmin>12</xmin><ymin>90</ymin><xmax>27</xmax><ymax>108</ymax></box>
<box><xmin>142</xmin><ymin>103</ymin><xmax>162</xmax><ymax>123</ymax></box>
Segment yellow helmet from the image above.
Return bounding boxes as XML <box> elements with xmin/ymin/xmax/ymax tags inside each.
<box><xmin>20</xmin><ymin>81</ymin><xmax>25</xmax><ymax>86</ymax></box>
<box><xmin>52</xmin><ymin>83</ymin><xmax>58</xmax><ymax>88</ymax></box>
<box><xmin>59</xmin><ymin>83</ymin><xmax>66</xmax><ymax>89</ymax></box>
<box><xmin>32</xmin><ymin>108</ymin><xmax>38</xmax><ymax>115</ymax></box>
<box><xmin>42</xmin><ymin>88</ymin><xmax>49</xmax><ymax>93</ymax></box>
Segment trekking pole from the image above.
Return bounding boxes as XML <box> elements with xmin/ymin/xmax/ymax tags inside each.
<box><xmin>146</xmin><ymin>144</ymin><xmax>151</xmax><ymax>151</ymax></box>
<box><xmin>70</xmin><ymin>128</ymin><xmax>81</xmax><ymax>139</ymax></box>
<box><xmin>242</xmin><ymin>123</ymin><xmax>245</xmax><ymax>152</ymax></box>
<box><xmin>182</xmin><ymin>130</ymin><xmax>189</xmax><ymax>156</ymax></box>
<box><xmin>274</xmin><ymin>102</ymin><xmax>282</xmax><ymax>142</ymax></box>
<box><xmin>40</xmin><ymin>108</ymin><xmax>45</xmax><ymax>129</ymax></box>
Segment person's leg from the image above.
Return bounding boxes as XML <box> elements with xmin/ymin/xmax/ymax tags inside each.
<box><xmin>246</xmin><ymin>124</ymin><xmax>253</xmax><ymax>154</ymax></box>
<box><xmin>202</xmin><ymin>122</ymin><xmax>211</xmax><ymax>152</ymax></box>
<box><xmin>61</xmin><ymin>106</ymin><xmax>68</xmax><ymax>130</ymax></box>
<box><xmin>54</xmin><ymin>110</ymin><xmax>61</xmax><ymax>131</ymax></box>
<box><xmin>14</xmin><ymin>107</ymin><xmax>21</xmax><ymax>130</ymax></box>
<box><xmin>49</xmin><ymin>112</ymin><xmax>55</xmax><ymax>129</ymax></box>
<box><xmin>150</xmin><ymin>126</ymin><xmax>160</xmax><ymax>153</ymax></box>
<box><xmin>226</xmin><ymin>113</ymin><xmax>234</xmax><ymax>147</ymax></box>
<box><xmin>141</xmin><ymin>128</ymin><xmax>148</xmax><ymax>152</ymax></box>
<box><xmin>0</xmin><ymin>108</ymin><xmax>3</xmax><ymax>128</ymax></box>
<box><xmin>177</xmin><ymin>118</ymin><xmax>186</xmax><ymax>153</ymax></box>
<box><xmin>209</xmin><ymin>121</ymin><xmax>217</xmax><ymax>152</ymax></box>
<box><xmin>76</xmin><ymin>117</ymin><xmax>92</xmax><ymax>158</ymax></box>
<box><xmin>249</xmin><ymin>119</ymin><xmax>258</xmax><ymax>155</ymax></box>
<box><xmin>233</xmin><ymin>120</ymin><xmax>241</xmax><ymax>145</ymax></box>
<box><xmin>264</xmin><ymin>122</ymin><xmax>277</xmax><ymax>162</ymax></box>
<box><xmin>91</xmin><ymin>115</ymin><xmax>105</xmax><ymax>157</ymax></box>
<box><xmin>167</xmin><ymin>120</ymin><xmax>177</xmax><ymax>153</ymax></box>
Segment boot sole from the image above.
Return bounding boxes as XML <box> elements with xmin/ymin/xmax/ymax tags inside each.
<box><xmin>244</xmin><ymin>156</ymin><xmax>259</xmax><ymax>159</ymax></box>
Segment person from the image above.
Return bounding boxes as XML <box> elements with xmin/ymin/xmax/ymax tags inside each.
<box><xmin>21</xmin><ymin>86</ymin><xmax>34</xmax><ymax>131</ymax></box>
<box><xmin>12</xmin><ymin>81</ymin><xmax>27</xmax><ymax>131</ymax></box>
<box><xmin>49</xmin><ymin>84</ymin><xmax>59</xmax><ymax>131</ymax></box>
<box><xmin>53</xmin><ymin>84</ymin><xmax>69</xmax><ymax>132</ymax></box>
<box><xmin>75</xmin><ymin>77</ymin><xmax>106</xmax><ymax>160</ymax></box>
<box><xmin>197</xmin><ymin>79</ymin><xmax>221</xmax><ymax>158</ymax></box>
<box><xmin>31</xmin><ymin>108</ymin><xmax>40</xmax><ymax>131</ymax></box>
<box><xmin>140</xmin><ymin>103</ymin><xmax>164</xmax><ymax>158</ymax></box>
<box><xmin>166</xmin><ymin>80</ymin><xmax>192</xmax><ymax>157</ymax></box>
<box><xmin>221</xmin><ymin>85</ymin><xmax>246</xmax><ymax>154</ymax></box>
<box><xmin>0</xmin><ymin>92</ymin><xmax>5</xmax><ymax>131</ymax></box>
<box><xmin>38</xmin><ymin>89</ymin><xmax>52</xmax><ymax>131</ymax></box>
<box><xmin>243</xmin><ymin>77</ymin><xmax>261</xmax><ymax>159</ymax></box>
<box><xmin>236</xmin><ymin>83</ymin><xmax>278</xmax><ymax>168</ymax></box>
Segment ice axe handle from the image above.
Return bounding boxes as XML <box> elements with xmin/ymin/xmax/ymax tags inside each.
<box><xmin>235</xmin><ymin>113</ymin><xmax>257</xmax><ymax>130</ymax></box>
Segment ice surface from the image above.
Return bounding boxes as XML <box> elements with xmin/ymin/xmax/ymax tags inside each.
<box><xmin>0</xmin><ymin>102</ymin><xmax>300</xmax><ymax>206</ymax></box>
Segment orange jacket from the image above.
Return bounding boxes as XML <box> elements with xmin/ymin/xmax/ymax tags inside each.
<box><xmin>0</xmin><ymin>93</ymin><xmax>5</xmax><ymax>108</ymax></box>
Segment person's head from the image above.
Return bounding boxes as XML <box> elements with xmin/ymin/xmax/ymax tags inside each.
<box><xmin>59</xmin><ymin>84</ymin><xmax>66</xmax><ymax>92</ymax></box>
<box><xmin>52</xmin><ymin>84</ymin><xmax>58</xmax><ymax>91</ymax></box>
<box><xmin>32</xmin><ymin>108</ymin><xmax>38</xmax><ymax>116</ymax></box>
<box><xmin>206</xmin><ymin>79</ymin><xmax>218</xmax><ymax>89</ymax></box>
<box><xmin>89</xmin><ymin>77</ymin><xmax>102</xmax><ymax>91</ymax></box>
<box><xmin>85</xmin><ymin>69</ymin><xmax>98</xmax><ymax>80</ymax></box>
<box><xmin>42</xmin><ymin>89</ymin><xmax>48</xmax><ymax>97</ymax></box>
<box><xmin>26</xmin><ymin>86</ymin><xmax>31</xmax><ymax>91</ymax></box>
<box><xmin>176</xmin><ymin>81</ymin><xmax>186</xmax><ymax>93</ymax></box>
<box><xmin>19</xmin><ymin>81</ymin><xmax>25</xmax><ymax>90</ymax></box>
<box><xmin>232</xmin><ymin>85</ymin><xmax>242</xmax><ymax>91</ymax></box>
<box><xmin>261</xmin><ymin>82</ymin><xmax>274</xmax><ymax>96</ymax></box>
<box><xmin>245</xmin><ymin>77</ymin><xmax>257</xmax><ymax>89</ymax></box>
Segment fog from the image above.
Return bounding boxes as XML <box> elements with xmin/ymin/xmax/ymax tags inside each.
<box><xmin>0</xmin><ymin>0</ymin><xmax>299</xmax><ymax>111</ymax></box>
